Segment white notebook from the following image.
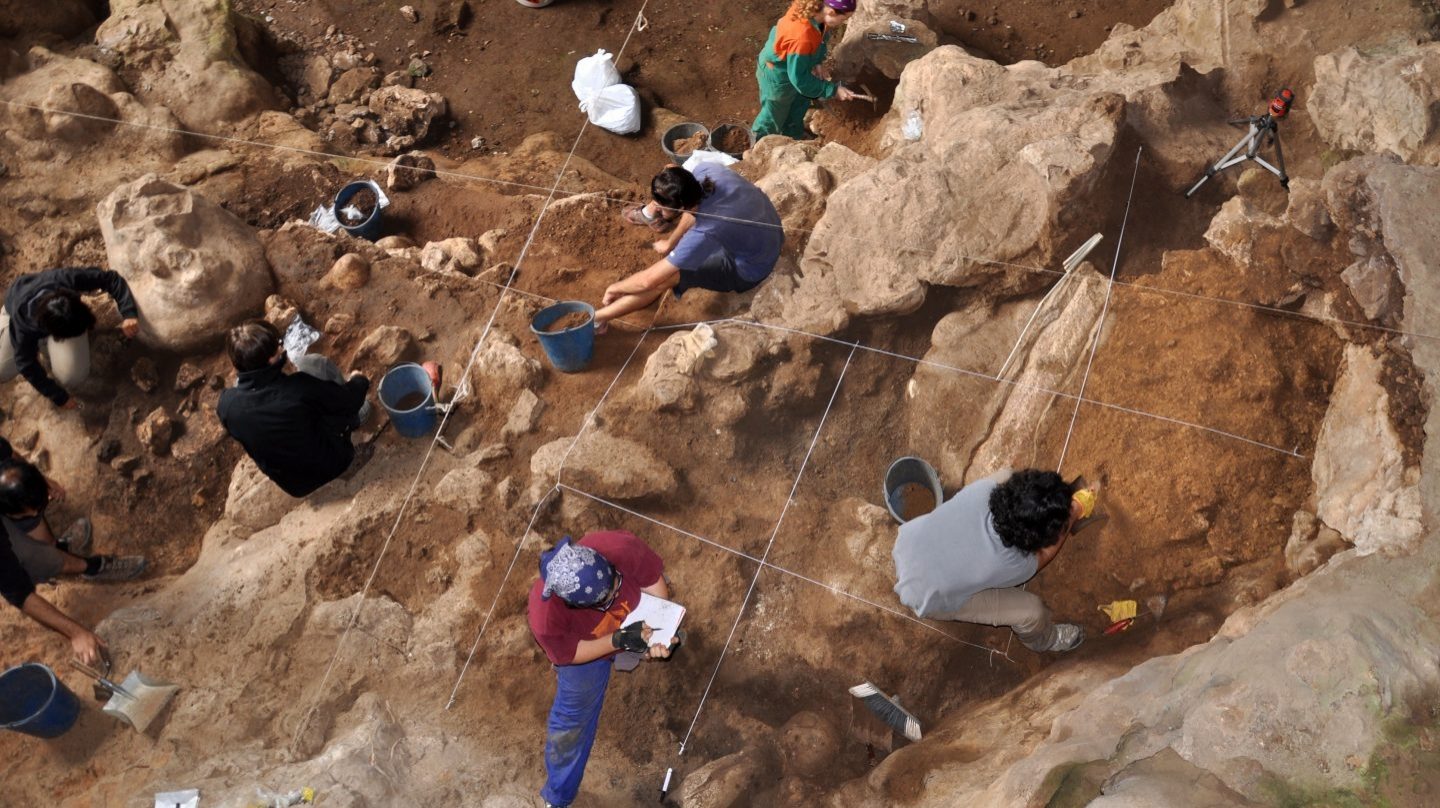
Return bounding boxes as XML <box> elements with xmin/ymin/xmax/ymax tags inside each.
<box><xmin>621</xmin><ymin>593</ymin><xmax>686</xmax><ymax>648</ymax></box>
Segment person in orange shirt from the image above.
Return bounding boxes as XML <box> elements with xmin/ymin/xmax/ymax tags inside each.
<box><xmin>753</xmin><ymin>0</ymin><xmax>858</xmax><ymax>139</ymax></box>
<box><xmin>527</xmin><ymin>532</ymin><xmax>677</xmax><ymax>807</ymax></box>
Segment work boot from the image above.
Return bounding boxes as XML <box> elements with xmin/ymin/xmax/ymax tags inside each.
<box><xmin>58</xmin><ymin>517</ymin><xmax>93</xmax><ymax>557</ymax></box>
<box><xmin>1047</xmin><ymin>624</ymin><xmax>1085</xmax><ymax>652</ymax></box>
<box><xmin>82</xmin><ymin>555</ymin><xmax>148</xmax><ymax>582</ymax></box>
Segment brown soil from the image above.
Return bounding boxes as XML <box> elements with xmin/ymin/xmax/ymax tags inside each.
<box><xmin>892</xmin><ymin>481</ymin><xmax>937</xmax><ymax>522</ymax></box>
<box><xmin>0</xmin><ymin>0</ymin><xmax>1431</xmax><ymax>805</ymax></box>
<box><xmin>544</xmin><ymin>310</ymin><xmax>593</xmax><ymax>333</ymax></box>
<box><xmin>672</xmin><ymin>130</ymin><xmax>709</xmax><ymax>157</ymax></box>
<box><xmin>714</xmin><ymin>126</ymin><xmax>752</xmax><ymax>156</ymax></box>
<box><xmin>339</xmin><ymin>187</ymin><xmax>378</xmax><ymax>225</ymax></box>
<box><xmin>393</xmin><ymin>390</ymin><xmax>429</xmax><ymax>411</ymax></box>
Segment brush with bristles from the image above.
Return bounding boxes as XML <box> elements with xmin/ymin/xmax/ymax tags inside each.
<box><xmin>849</xmin><ymin>682</ymin><xmax>922</xmax><ymax>742</ymax></box>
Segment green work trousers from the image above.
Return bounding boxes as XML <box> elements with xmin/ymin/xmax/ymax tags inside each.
<box><xmin>754</xmin><ymin>68</ymin><xmax>814</xmax><ymax>140</ymax></box>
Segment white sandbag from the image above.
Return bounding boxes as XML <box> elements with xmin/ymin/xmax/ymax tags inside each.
<box><xmin>584</xmin><ymin>83</ymin><xmax>641</xmax><ymax>135</ymax></box>
<box><xmin>682</xmin><ymin>149</ymin><xmax>739</xmax><ymax>172</ymax></box>
<box><xmin>572</xmin><ymin>49</ymin><xmax>621</xmax><ymax>99</ymax></box>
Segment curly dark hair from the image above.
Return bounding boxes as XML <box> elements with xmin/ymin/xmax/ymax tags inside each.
<box><xmin>989</xmin><ymin>470</ymin><xmax>1074</xmax><ymax>553</ymax></box>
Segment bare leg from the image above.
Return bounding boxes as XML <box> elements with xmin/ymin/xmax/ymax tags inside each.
<box><xmin>595</xmin><ymin>265</ymin><xmax>681</xmax><ymax>330</ymax></box>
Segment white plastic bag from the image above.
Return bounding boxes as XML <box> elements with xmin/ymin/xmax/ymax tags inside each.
<box><xmin>682</xmin><ymin>149</ymin><xmax>739</xmax><ymax>172</ymax></box>
<box><xmin>572</xmin><ymin>49</ymin><xmax>621</xmax><ymax>98</ymax></box>
<box><xmin>585</xmin><ymin>83</ymin><xmax>641</xmax><ymax>134</ymax></box>
<box><xmin>572</xmin><ymin>49</ymin><xmax>640</xmax><ymax>135</ymax></box>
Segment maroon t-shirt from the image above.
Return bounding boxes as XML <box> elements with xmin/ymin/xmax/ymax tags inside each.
<box><xmin>528</xmin><ymin>530</ymin><xmax>664</xmax><ymax>665</ymax></box>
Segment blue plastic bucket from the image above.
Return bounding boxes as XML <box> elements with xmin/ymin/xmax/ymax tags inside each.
<box><xmin>530</xmin><ymin>301</ymin><xmax>596</xmax><ymax>373</ymax></box>
<box><xmin>883</xmin><ymin>456</ymin><xmax>944</xmax><ymax>524</ymax></box>
<box><xmin>334</xmin><ymin>180</ymin><xmax>384</xmax><ymax>240</ymax></box>
<box><xmin>378</xmin><ymin>363</ymin><xmax>437</xmax><ymax>438</ymax></box>
<box><xmin>0</xmin><ymin>663</ymin><xmax>81</xmax><ymax>739</ymax></box>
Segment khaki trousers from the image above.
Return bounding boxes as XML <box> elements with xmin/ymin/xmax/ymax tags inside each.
<box><xmin>0</xmin><ymin>310</ymin><xmax>91</xmax><ymax>388</ymax></box>
<box><xmin>929</xmin><ymin>586</ymin><xmax>1058</xmax><ymax>652</ymax></box>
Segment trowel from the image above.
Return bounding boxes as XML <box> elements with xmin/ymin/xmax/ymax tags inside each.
<box><xmin>70</xmin><ymin>656</ymin><xmax>179</xmax><ymax>733</ymax></box>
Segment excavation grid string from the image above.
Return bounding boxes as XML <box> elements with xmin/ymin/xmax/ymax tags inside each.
<box><xmin>696</xmin><ymin>317</ymin><xmax>1306</xmax><ymax>460</ymax></box>
<box><xmin>290</xmin><ymin>3</ymin><xmax>654</xmax><ymax>750</ymax></box>
<box><xmin>555</xmin><ymin>484</ymin><xmax>1005</xmax><ymax>653</ymax></box>
<box><xmin>1058</xmin><ymin>146</ymin><xmax>1142</xmax><ymax>472</ymax></box>
<box><xmin>445</xmin><ymin>305</ymin><xmax>662</xmax><ymax>710</ymax></box>
<box><xmin>5</xmin><ymin>103</ymin><xmax>1436</xmax><ymax>346</ymax></box>
<box><xmin>676</xmin><ymin>343</ymin><xmax>858</xmax><ymax>755</ymax></box>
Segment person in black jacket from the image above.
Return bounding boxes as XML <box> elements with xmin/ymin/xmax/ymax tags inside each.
<box><xmin>0</xmin><ymin>267</ymin><xmax>141</xmax><ymax>409</ymax></box>
<box><xmin>217</xmin><ymin>320</ymin><xmax>372</xmax><ymax>497</ymax></box>
<box><xmin>0</xmin><ymin>438</ymin><xmax>146</xmax><ymax>665</ymax></box>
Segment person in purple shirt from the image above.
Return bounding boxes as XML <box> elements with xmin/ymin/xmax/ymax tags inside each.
<box><xmin>598</xmin><ymin>164</ymin><xmax>784</xmax><ymax>330</ymax></box>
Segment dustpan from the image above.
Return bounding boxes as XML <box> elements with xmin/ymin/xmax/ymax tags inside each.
<box><xmin>101</xmin><ymin>670</ymin><xmax>178</xmax><ymax>733</ymax></box>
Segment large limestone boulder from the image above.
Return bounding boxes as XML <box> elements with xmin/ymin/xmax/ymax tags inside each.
<box><xmin>95</xmin><ymin>0</ymin><xmax>281</xmax><ymax>134</ymax></box>
<box><xmin>776</xmin><ymin>47</ymin><xmax>1123</xmax><ymax>334</ymax></box>
<box><xmin>0</xmin><ymin>47</ymin><xmax>185</xmax><ymax>164</ymax></box>
<box><xmin>224</xmin><ymin>455</ymin><xmax>294</xmax><ymax>531</ymax></box>
<box><xmin>97</xmin><ymin>175</ymin><xmax>275</xmax><ymax>352</ymax></box>
<box><xmin>1310</xmin><ymin>41</ymin><xmax>1440</xmax><ymax>166</ymax></box>
<box><xmin>1311</xmin><ymin>345</ymin><xmax>1422</xmax><ymax>556</ymax></box>
<box><xmin>530</xmin><ymin>430</ymin><xmax>678</xmax><ymax>500</ymax></box>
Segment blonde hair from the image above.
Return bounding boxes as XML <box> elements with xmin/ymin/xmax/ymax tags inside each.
<box><xmin>785</xmin><ymin>0</ymin><xmax>824</xmax><ymax>22</ymax></box>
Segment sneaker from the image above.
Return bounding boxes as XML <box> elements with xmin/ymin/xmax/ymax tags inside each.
<box><xmin>82</xmin><ymin>555</ymin><xmax>147</xmax><ymax>582</ymax></box>
<box><xmin>621</xmin><ymin>202</ymin><xmax>677</xmax><ymax>233</ymax></box>
<box><xmin>58</xmin><ymin>517</ymin><xmax>93</xmax><ymax>557</ymax></box>
<box><xmin>1047</xmin><ymin>623</ymin><xmax>1085</xmax><ymax>652</ymax></box>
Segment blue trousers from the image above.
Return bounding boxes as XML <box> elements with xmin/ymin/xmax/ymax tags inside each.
<box><xmin>540</xmin><ymin>657</ymin><xmax>613</xmax><ymax>806</ymax></box>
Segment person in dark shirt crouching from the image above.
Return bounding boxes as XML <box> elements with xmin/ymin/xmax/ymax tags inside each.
<box><xmin>0</xmin><ymin>439</ymin><xmax>146</xmax><ymax>665</ymax></box>
<box><xmin>217</xmin><ymin>320</ymin><xmax>372</xmax><ymax>498</ymax></box>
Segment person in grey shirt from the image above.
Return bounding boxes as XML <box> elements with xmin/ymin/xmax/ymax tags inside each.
<box><xmin>892</xmin><ymin>469</ymin><xmax>1091</xmax><ymax>653</ymax></box>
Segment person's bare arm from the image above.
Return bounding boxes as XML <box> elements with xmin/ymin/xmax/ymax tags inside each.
<box><xmin>570</xmin><ymin>635</ymin><xmax>620</xmax><ymax>664</ymax></box>
<box><xmin>654</xmin><ymin>213</ymin><xmax>696</xmax><ymax>254</ymax></box>
<box><xmin>602</xmin><ymin>259</ymin><xmax>680</xmax><ymax>305</ymax></box>
<box><xmin>639</xmin><ymin>575</ymin><xmax>670</xmax><ymax>599</ymax></box>
<box><xmin>21</xmin><ymin>593</ymin><xmax>105</xmax><ymax>665</ymax></box>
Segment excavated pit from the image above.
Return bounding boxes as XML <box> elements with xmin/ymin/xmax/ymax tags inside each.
<box><xmin>0</xmin><ymin>0</ymin><xmax>1434</xmax><ymax>805</ymax></box>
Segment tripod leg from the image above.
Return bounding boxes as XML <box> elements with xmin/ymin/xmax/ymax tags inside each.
<box><xmin>1272</xmin><ymin>129</ymin><xmax>1289</xmax><ymax>189</ymax></box>
<box><xmin>1185</xmin><ymin>132</ymin><xmax>1255</xmax><ymax>198</ymax></box>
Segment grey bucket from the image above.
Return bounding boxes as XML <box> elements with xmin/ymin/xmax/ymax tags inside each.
<box><xmin>710</xmin><ymin>123</ymin><xmax>755</xmax><ymax>159</ymax></box>
<box><xmin>882</xmin><ymin>456</ymin><xmax>943</xmax><ymax>524</ymax></box>
<box><xmin>661</xmin><ymin>122</ymin><xmax>710</xmax><ymax>163</ymax></box>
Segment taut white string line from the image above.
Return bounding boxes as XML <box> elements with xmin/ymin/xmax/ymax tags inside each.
<box><xmin>440</xmin><ymin>8</ymin><xmax>660</xmax><ymax>710</ymax></box>
<box><xmin>556</xmin><ymin>484</ymin><xmax>1006</xmax><ymax>655</ymax></box>
<box><xmin>8</xmin><ymin>102</ymin><xmax>1439</xmax><ymax>346</ymax></box>
<box><xmin>1058</xmin><ymin>147</ymin><xmax>1142</xmax><ymax>471</ymax></box>
<box><xmin>677</xmin><ymin>343</ymin><xmax>858</xmax><ymax>755</ymax></box>
<box><xmin>446</xmin><ymin>302</ymin><xmax>662</xmax><ymax>708</ymax></box>
<box><xmin>713</xmin><ymin>318</ymin><xmax>1307</xmax><ymax>458</ymax></box>
<box><xmin>294</xmin><ymin>1</ymin><xmax>654</xmax><ymax>747</ymax></box>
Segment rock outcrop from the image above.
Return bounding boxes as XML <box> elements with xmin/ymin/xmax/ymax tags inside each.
<box><xmin>1310</xmin><ymin>41</ymin><xmax>1440</xmax><ymax>166</ymax></box>
<box><xmin>96</xmin><ymin>0</ymin><xmax>281</xmax><ymax>134</ymax></box>
<box><xmin>768</xmin><ymin>47</ymin><xmax>1123</xmax><ymax>335</ymax></box>
<box><xmin>97</xmin><ymin>175</ymin><xmax>275</xmax><ymax>352</ymax></box>
<box><xmin>1311</xmin><ymin>345</ymin><xmax>1423</xmax><ymax>556</ymax></box>
<box><xmin>530</xmin><ymin>430</ymin><xmax>679</xmax><ymax>500</ymax></box>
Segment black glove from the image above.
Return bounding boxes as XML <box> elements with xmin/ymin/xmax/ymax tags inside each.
<box><xmin>611</xmin><ymin>623</ymin><xmax>649</xmax><ymax>653</ymax></box>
